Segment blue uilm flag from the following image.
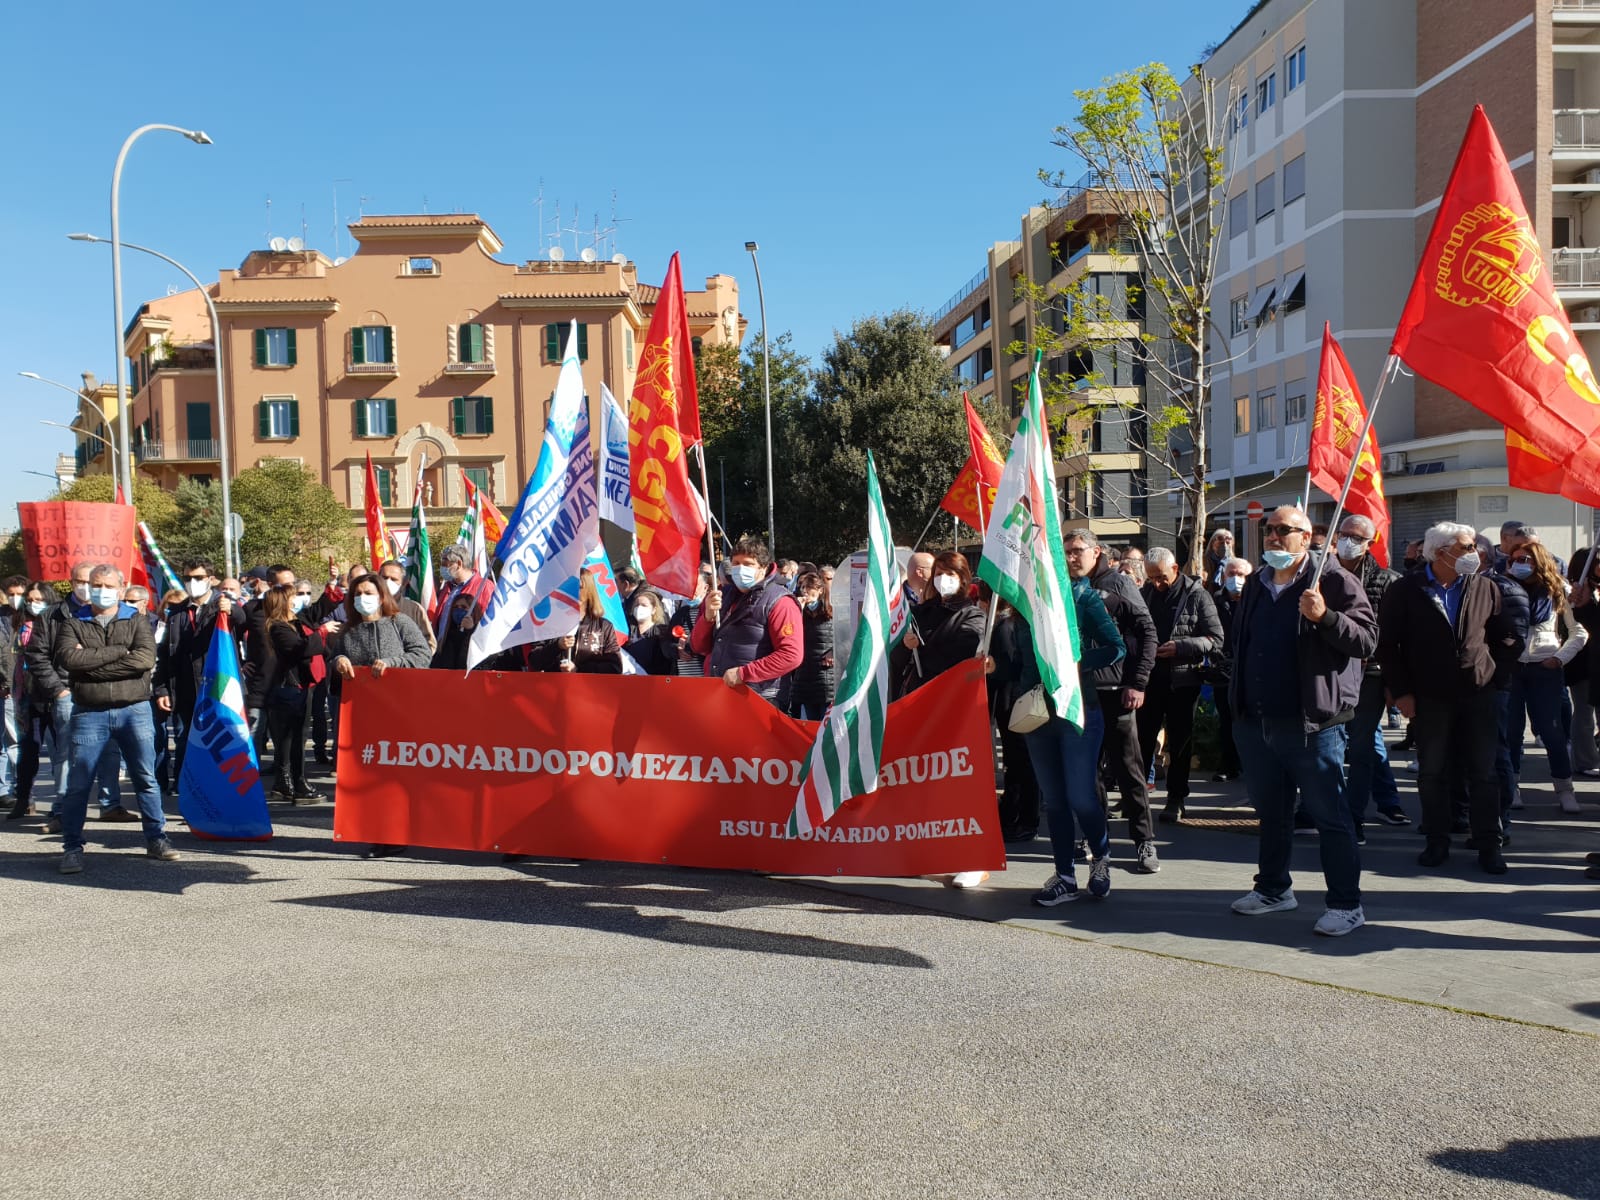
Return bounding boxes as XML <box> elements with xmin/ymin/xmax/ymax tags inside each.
<box><xmin>178</xmin><ymin>612</ymin><xmax>272</xmax><ymax>841</ymax></box>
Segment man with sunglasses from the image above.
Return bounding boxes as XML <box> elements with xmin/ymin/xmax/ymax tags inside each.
<box><xmin>1227</xmin><ymin>506</ymin><xmax>1377</xmax><ymax>937</ymax></box>
<box><xmin>154</xmin><ymin>559</ymin><xmax>233</xmax><ymax>783</ymax></box>
<box><xmin>1377</xmin><ymin>522</ymin><xmax>1519</xmax><ymax>875</ymax></box>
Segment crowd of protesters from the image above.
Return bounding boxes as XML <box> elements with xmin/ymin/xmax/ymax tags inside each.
<box><xmin>5</xmin><ymin>511</ymin><xmax>1595</xmax><ymax>917</ymax></box>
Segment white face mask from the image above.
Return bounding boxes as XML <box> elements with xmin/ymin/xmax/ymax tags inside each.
<box><xmin>27</xmin><ymin>600</ymin><xmax>47</xmax><ymax>616</ymax></box>
<box><xmin>384</xmin><ymin>578</ymin><xmax>402</xmax><ymax>596</ymax></box>
<box><xmin>291</xmin><ymin>594</ymin><xmax>310</xmax><ymax>614</ymax></box>
<box><xmin>632</xmin><ymin>605</ymin><xmax>652</xmax><ymax>624</ymax></box>
<box><xmin>186</xmin><ymin>578</ymin><xmax>209</xmax><ymax>599</ymax></box>
<box><xmin>933</xmin><ymin>574</ymin><xmax>961</xmax><ymax>598</ymax></box>
<box><xmin>72</xmin><ymin>582</ymin><xmax>92</xmax><ymax>604</ymax></box>
<box><xmin>353</xmin><ymin>593</ymin><xmax>381</xmax><ymax>617</ymax></box>
<box><xmin>6</xmin><ymin>594</ymin><xmax>20</xmax><ymax>610</ymax></box>
<box><xmin>1336</xmin><ymin>537</ymin><xmax>1365</xmax><ymax>562</ymax></box>
<box><xmin>1454</xmin><ymin>551</ymin><xmax>1481</xmax><ymax>576</ymax></box>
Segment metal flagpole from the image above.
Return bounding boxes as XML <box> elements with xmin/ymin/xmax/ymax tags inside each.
<box><xmin>911</xmin><ymin>507</ymin><xmax>941</xmax><ymax>552</ymax></box>
<box><xmin>694</xmin><ymin>444</ymin><xmax>720</xmax><ymax>627</ymax></box>
<box><xmin>1310</xmin><ymin>354</ymin><xmax>1398</xmax><ymax>589</ymax></box>
<box><xmin>975</xmin><ymin>475</ymin><xmax>1001</xmax><ymax>658</ymax></box>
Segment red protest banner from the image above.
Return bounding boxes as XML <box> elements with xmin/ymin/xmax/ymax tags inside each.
<box><xmin>17</xmin><ymin>502</ymin><xmax>138</xmax><ymax>581</ymax></box>
<box><xmin>334</xmin><ymin>658</ymin><xmax>1003</xmax><ymax>876</ymax></box>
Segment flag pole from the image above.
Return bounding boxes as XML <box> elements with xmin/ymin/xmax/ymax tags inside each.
<box><xmin>694</xmin><ymin>444</ymin><xmax>720</xmax><ymax>628</ymax></box>
<box><xmin>976</xmin><ymin>476</ymin><xmax>1000</xmax><ymax>659</ymax></box>
<box><xmin>910</xmin><ymin>507</ymin><xmax>941</xmax><ymax>552</ymax></box>
<box><xmin>1310</xmin><ymin>354</ymin><xmax>1398</xmax><ymax>588</ymax></box>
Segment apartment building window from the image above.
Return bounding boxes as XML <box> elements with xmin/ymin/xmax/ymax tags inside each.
<box><xmin>463</xmin><ymin>465</ymin><xmax>492</xmax><ymax>497</ymax></box>
<box><xmin>1257</xmin><ymin>73</ymin><xmax>1276</xmax><ymax>115</ymax></box>
<box><xmin>1235</xmin><ymin>93</ymin><xmax>1249</xmax><ymax>133</ymax></box>
<box><xmin>1257</xmin><ymin>390</ymin><xmax>1278</xmax><ymax>430</ymax></box>
<box><xmin>451</xmin><ymin>395</ymin><xmax>494</xmax><ymax>436</ymax></box>
<box><xmin>624</xmin><ymin>327</ymin><xmax>635</xmax><ymax>369</ymax></box>
<box><xmin>352</xmin><ymin>326</ymin><xmax>394</xmax><ymax>365</ymax></box>
<box><xmin>1284</xmin><ymin>155</ymin><xmax>1306</xmax><ymax>205</ymax></box>
<box><xmin>374</xmin><ymin>465</ymin><xmax>394</xmax><ymax>507</ymax></box>
<box><xmin>1228</xmin><ymin>295</ymin><xmax>1250</xmax><ymax>336</ymax></box>
<box><xmin>952</xmin><ymin>301</ymin><xmax>992</xmax><ymax>349</ymax></box>
<box><xmin>405</xmin><ymin>257</ymin><xmax>438</xmax><ymax>276</ymax></box>
<box><xmin>1229</xmin><ymin>192</ymin><xmax>1248</xmax><ymax>237</ymax></box>
<box><xmin>1233</xmin><ymin>395</ymin><xmax>1250</xmax><ymax>436</ymax></box>
<box><xmin>257</xmin><ymin>396</ymin><xmax>299</xmax><ymax>440</ymax></box>
<box><xmin>545</xmin><ymin>323</ymin><xmax>589</xmax><ymax>363</ymax></box>
<box><xmin>954</xmin><ymin>346</ymin><xmax>994</xmax><ymax>384</ymax></box>
<box><xmin>1286</xmin><ymin>45</ymin><xmax>1306</xmax><ymax>92</ymax></box>
<box><xmin>1285</xmin><ymin>386</ymin><xmax>1307</xmax><ymax>423</ymax></box>
<box><xmin>1256</xmin><ymin>176</ymin><xmax>1276</xmax><ymax>222</ymax></box>
<box><xmin>1279</xmin><ymin>270</ymin><xmax>1306</xmax><ymax>314</ymax></box>
<box><xmin>458</xmin><ymin>322</ymin><xmax>486</xmax><ymax>364</ymax></box>
<box><xmin>254</xmin><ymin>327</ymin><xmax>296</xmax><ymax>368</ymax></box>
<box><xmin>356</xmin><ymin>398</ymin><xmax>397</xmax><ymax>438</ymax></box>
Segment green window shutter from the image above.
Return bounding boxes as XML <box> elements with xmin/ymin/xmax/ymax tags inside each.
<box><xmin>482</xmin><ymin>396</ymin><xmax>494</xmax><ymax>435</ymax></box>
<box><xmin>288</xmin><ymin>400</ymin><xmax>300</xmax><ymax>438</ymax></box>
<box><xmin>577</xmin><ymin>324</ymin><xmax>588</xmax><ymax>361</ymax></box>
<box><xmin>382</xmin><ymin>326</ymin><xmax>394</xmax><ymax>363</ymax></box>
<box><xmin>545</xmin><ymin>323</ymin><xmax>560</xmax><ymax>363</ymax></box>
<box><xmin>258</xmin><ymin>401</ymin><xmax>271</xmax><ymax>439</ymax></box>
<box><xmin>356</xmin><ymin>400</ymin><xmax>369</xmax><ymax>437</ymax></box>
<box><xmin>254</xmin><ymin>329</ymin><xmax>267</xmax><ymax>367</ymax></box>
<box><xmin>286</xmin><ymin>328</ymin><xmax>298</xmax><ymax>366</ymax></box>
<box><xmin>385</xmin><ymin>398</ymin><xmax>397</xmax><ymax>433</ymax></box>
<box><xmin>451</xmin><ymin>397</ymin><xmax>465</xmax><ymax>436</ymax></box>
<box><xmin>351</xmin><ymin>327</ymin><xmax>365</xmax><ymax>365</ymax></box>
<box><xmin>462</xmin><ymin>323</ymin><xmax>480</xmax><ymax>362</ymax></box>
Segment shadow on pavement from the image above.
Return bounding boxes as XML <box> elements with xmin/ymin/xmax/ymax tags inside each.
<box><xmin>280</xmin><ymin>864</ymin><xmax>938</xmax><ymax>969</ymax></box>
<box><xmin>0</xmin><ymin>847</ymin><xmax>266</xmax><ymax>894</ymax></box>
<box><xmin>1430</xmin><ymin>1138</ymin><xmax>1600</xmax><ymax>1199</ymax></box>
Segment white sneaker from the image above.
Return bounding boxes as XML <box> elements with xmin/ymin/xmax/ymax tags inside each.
<box><xmin>1313</xmin><ymin>906</ymin><xmax>1365</xmax><ymax>937</ymax></box>
<box><xmin>1555</xmin><ymin>781</ymin><xmax>1582</xmax><ymax>815</ymax></box>
<box><xmin>1509</xmin><ymin>786</ymin><xmax>1524</xmax><ymax>811</ymax></box>
<box><xmin>1231</xmin><ymin>888</ymin><xmax>1298</xmax><ymax>915</ymax></box>
<box><xmin>948</xmin><ymin>870</ymin><xmax>989</xmax><ymax>889</ymax></box>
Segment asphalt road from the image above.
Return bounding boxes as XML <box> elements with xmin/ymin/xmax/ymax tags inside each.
<box><xmin>2</xmin><ymin>807</ymin><xmax>1597</xmax><ymax>1200</ymax></box>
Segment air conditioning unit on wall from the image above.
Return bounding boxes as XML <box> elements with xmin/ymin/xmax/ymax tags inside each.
<box><xmin>1382</xmin><ymin>451</ymin><xmax>1408</xmax><ymax>473</ymax></box>
<box><xmin>1581</xmin><ymin>167</ymin><xmax>1600</xmax><ymax>186</ymax></box>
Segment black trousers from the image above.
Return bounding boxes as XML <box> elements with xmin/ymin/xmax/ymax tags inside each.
<box><xmin>1097</xmin><ymin>690</ymin><xmax>1154</xmax><ymax>843</ymax></box>
<box><xmin>266</xmin><ymin>689</ymin><xmax>309</xmax><ymax>793</ymax></box>
<box><xmin>1414</xmin><ymin>689</ymin><xmax>1500</xmax><ymax>841</ymax></box>
<box><xmin>996</xmin><ymin>721</ymin><xmax>1039</xmax><ymax>836</ymax></box>
<box><xmin>1216</xmin><ymin>690</ymin><xmax>1241</xmax><ymax>775</ymax></box>
<box><xmin>1137</xmin><ymin>680</ymin><xmax>1200</xmax><ymax>804</ymax></box>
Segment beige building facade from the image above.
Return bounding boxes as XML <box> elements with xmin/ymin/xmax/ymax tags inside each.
<box><xmin>85</xmin><ymin>214</ymin><xmax>743</xmax><ymax>528</ymax></box>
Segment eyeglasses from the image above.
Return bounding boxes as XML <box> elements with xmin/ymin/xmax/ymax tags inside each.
<box><xmin>184</xmin><ymin>573</ymin><xmax>208</xmax><ymax>582</ymax></box>
<box><xmin>1262</xmin><ymin>523</ymin><xmax>1310</xmax><ymax>538</ymax></box>
<box><xmin>1338</xmin><ymin>532</ymin><xmax>1370</xmax><ymax>543</ymax></box>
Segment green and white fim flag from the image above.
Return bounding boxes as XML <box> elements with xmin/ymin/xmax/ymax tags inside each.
<box><xmin>787</xmin><ymin>451</ymin><xmax>906</xmax><ymax>837</ymax></box>
<box><xmin>977</xmin><ymin>352</ymin><xmax>1083</xmax><ymax>729</ymax></box>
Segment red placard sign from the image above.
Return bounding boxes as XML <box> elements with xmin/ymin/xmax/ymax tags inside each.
<box><xmin>334</xmin><ymin>659</ymin><xmax>1004</xmax><ymax>876</ymax></box>
<box><xmin>17</xmin><ymin>501</ymin><xmax>138</xmax><ymax>581</ymax></box>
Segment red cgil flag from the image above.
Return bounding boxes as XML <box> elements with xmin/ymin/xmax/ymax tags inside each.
<box><xmin>1391</xmin><ymin>104</ymin><xmax>1600</xmax><ymax>502</ymax></box>
<box><xmin>363</xmin><ymin>452</ymin><xmax>391</xmax><ymax>572</ymax></box>
<box><xmin>115</xmin><ymin>482</ymin><xmax>151</xmax><ymax>590</ymax></box>
<box><xmin>629</xmin><ymin>253</ymin><xmax>708</xmax><ymax>596</ymax></box>
<box><xmin>1309</xmin><ymin>324</ymin><xmax>1391</xmax><ymax>568</ymax></box>
<box><xmin>938</xmin><ymin>393</ymin><xmax>1006</xmax><ymax>533</ymax></box>
<box><xmin>1505</xmin><ymin>428</ymin><xmax>1600</xmax><ymax>506</ymax></box>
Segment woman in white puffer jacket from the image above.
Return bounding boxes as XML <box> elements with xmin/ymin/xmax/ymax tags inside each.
<box><xmin>1506</xmin><ymin>542</ymin><xmax>1588</xmax><ymax>814</ymax></box>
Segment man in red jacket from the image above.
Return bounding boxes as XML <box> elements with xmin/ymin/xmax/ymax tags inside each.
<box><xmin>689</xmin><ymin>537</ymin><xmax>802</xmax><ymax>704</ymax></box>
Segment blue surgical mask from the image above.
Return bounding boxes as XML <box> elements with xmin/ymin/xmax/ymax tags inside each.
<box><xmin>1508</xmin><ymin>562</ymin><xmax>1533</xmax><ymax>580</ymax></box>
<box><xmin>1223</xmin><ymin>575</ymin><xmax>1244</xmax><ymax>595</ymax></box>
<box><xmin>805</xmin><ymin>598</ymin><xmax>819</xmax><ymax>611</ymax></box>
<box><xmin>729</xmin><ymin>564</ymin><xmax>760</xmax><ymax>591</ymax></box>
<box><xmin>353</xmin><ymin>593</ymin><xmax>381</xmax><ymax>617</ymax></box>
<box><xmin>291</xmin><ymin>595</ymin><xmax>310</xmax><ymax>614</ymax></box>
<box><xmin>1262</xmin><ymin>549</ymin><xmax>1299</xmax><ymax>571</ymax></box>
<box><xmin>90</xmin><ymin>587</ymin><xmax>120</xmax><ymax>610</ymax></box>
<box><xmin>27</xmin><ymin>600</ymin><xmax>46</xmax><ymax>617</ymax></box>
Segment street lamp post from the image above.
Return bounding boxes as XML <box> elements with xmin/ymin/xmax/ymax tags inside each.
<box><xmin>73</xmin><ymin>233</ymin><xmax>236</xmax><ymax>578</ymax></box>
<box><xmin>40</xmin><ymin>419</ymin><xmax>115</xmax><ymax>451</ymax></box>
<box><xmin>744</xmin><ymin>241</ymin><xmax>775</xmax><ymax>553</ymax></box>
<box><xmin>19</xmin><ymin>371</ymin><xmax>122</xmax><ymax>474</ymax></box>
<box><xmin>109</xmin><ymin>123</ymin><xmax>212</xmax><ymax>502</ymax></box>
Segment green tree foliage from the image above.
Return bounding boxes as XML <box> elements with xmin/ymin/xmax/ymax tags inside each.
<box><xmin>227</xmin><ymin>462</ymin><xmax>359</xmax><ymax>580</ymax></box>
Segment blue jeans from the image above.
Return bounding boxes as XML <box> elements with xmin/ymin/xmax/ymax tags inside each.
<box><xmin>1234</xmin><ymin>716</ymin><xmax>1362</xmax><ymax>910</ymax></box>
<box><xmin>1345</xmin><ymin>676</ymin><xmax>1399</xmax><ymax>823</ymax></box>
<box><xmin>1025</xmin><ymin>707</ymin><xmax>1107</xmax><ymax>877</ymax></box>
<box><xmin>1505</xmin><ymin>662</ymin><xmax>1572</xmax><ymax>781</ymax></box>
<box><xmin>0</xmin><ymin>695</ymin><xmax>15</xmax><ymax>793</ymax></box>
<box><xmin>58</xmin><ymin>703</ymin><xmax>165</xmax><ymax>852</ymax></box>
<box><xmin>51</xmin><ymin>693</ymin><xmax>122</xmax><ymax>811</ymax></box>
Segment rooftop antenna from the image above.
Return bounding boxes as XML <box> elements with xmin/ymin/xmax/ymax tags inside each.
<box><xmin>301</xmin><ymin>203</ymin><xmax>308</xmax><ymax>248</ymax></box>
<box><xmin>560</xmin><ymin>204</ymin><xmax>584</xmax><ymax>259</ymax></box>
<box><xmin>359</xmin><ymin>194</ymin><xmax>370</xmax><ymax>218</ymax></box>
<box><xmin>265</xmin><ymin>195</ymin><xmax>272</xmax><ymax>245</ymax></box>
<box><xmin>332</xmin><ymin>178</ymin><xmax>352</xmax><ymax>259</ymax></box>
<box><xmin>422</xmin><ymin>194</ymin><xmax>428</xmax><ymax>214</ymax></box>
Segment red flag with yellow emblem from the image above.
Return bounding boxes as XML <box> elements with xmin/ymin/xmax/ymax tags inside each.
<box><xmin>629</xmin><ymin>253</ymin><xmax>708</xmax><ymax>596</ymax></box>
<box><xmin>1391</xmin><ymin>105</ymin><xmax>1600</xmax><ymax>501</ymax></box>
<box><xmin>1309</xmin><ymin>324</ymin><xmax>1391</xmax><ymax>568</ymax></box>
<box><xmin>938</xmin><ymin>394</ymin><xmax>1006</xmax><ymax>533</ymax></box>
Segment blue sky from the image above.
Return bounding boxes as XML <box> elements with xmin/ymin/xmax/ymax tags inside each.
<box><xmin>0</xmin><ymin>0</ymin><xmax>1225</xmax><ymax>522</ymax></box>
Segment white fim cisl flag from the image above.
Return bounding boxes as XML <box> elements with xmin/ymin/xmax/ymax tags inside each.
<box><xmin>977</xmin><ymin>352</ymin><xmax>1083</xmax><ymax>729</ymax></box>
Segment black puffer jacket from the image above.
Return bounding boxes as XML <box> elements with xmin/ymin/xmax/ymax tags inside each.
<box><xmin>1141</xmin><ymin>572</ymin><xmax>1224</xmax><ymax>689</ymax></box>
<box><xmin>23</xmin><ymin>598</ymin><xmax>77</xmax><ymax>703</ymax></box>
<box><xmin>901</xmin><ymin>597</ymin><xmax>986</xmax><ymax>694</ymax></box>
<box><xmin>51</xmin><ymin>604</ymin><xmax>157</xmax><ymax>710</ymax></box>
<box><xmin>1349</xmin><ymin>554</ymin><xmax>1402</xmax><ymax>677</ymax></box>
<box><xmin>788</xmin><ymin>608</ymin><xmax>836</xmax><ymax>713</ymax></box>
<box><xmin>1087</xmin><ymin>562</ymin><xmax>1155</xmax><ymax>692</ymax></box>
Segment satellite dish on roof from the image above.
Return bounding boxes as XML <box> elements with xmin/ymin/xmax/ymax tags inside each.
<box><xmin>580</xmin><ymin>247</ymin><xmax>597</xmax><ymax>263</ymax></box>
<box><xmin>611</xmin><ymin>253</ymin><xmax>626</xmax><ymax>265</ymax></box>
<box><xmin>287</xmin><ymin>236</ymin><xmax>304</xmax><ymax>251</ymax></box>
<box><xmin>269</xmin><ymin>236</ymin><xmax>288</xmax><ymax>252</ymax></box>
<box><xmin>548</xmin><ymin>246</ymin><xmax>566</xmax><ymax>262</ymax></box>
<box><xmin>333</xmin><ymin>256</ymin><xmax>347</xmax><ymax>266</ymax></box>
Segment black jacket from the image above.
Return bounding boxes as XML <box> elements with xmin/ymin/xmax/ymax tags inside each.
<box><xmin>1142</xmin><ymin>573</ymin><xmax>1224</xmax><ymax>690</ymax></box>
<box><xmin>787</xmin><ymin>608</ymin><xmax>835</xmax><ymax>711</ymax></box>
<box><xmin>23</xmin><ymin>597</ymin><xmax>77</xmax><ymax>703</ymax></box>
<box><xmin>1228</xmin><ymin>556</ymin><xmax>1377</xmax><ymax>731</ymax></box>
<box><xmin>1377</xmin><ymin>568</ymin><xmax>1512</xmax><ymax>700</ymax></box>
<box><xmin>51</xmin><ymin>604</ymin><xmax>157</xmax><ymax>710</ymax></box>
<box><xmin>266</xmin><ymin>621</ymin><xmax>327</xmax><ymax>693</ymax></box>
<box><xmin>526</xmin><ymin>617</ymin><xmax>623</xmax><ymax>674</ymax></box>
<box><xmin>902</xmin><ymin>598</ymin><xmax>986</xmax><ymax>694</ymax></box>
<box><xmin>155</xmin><ymin>594</ymin><xmax>224</xmax><ymax>707</ymax></box>
<box><xmin>623</xmin><ymin>624</ymin><xmax>682</xmax><ymax>677</ymax></box>
<box><xmin>1087</xmin><ymin>562</ymin><xmax>1155</xmax><ymax>692</ymax></box>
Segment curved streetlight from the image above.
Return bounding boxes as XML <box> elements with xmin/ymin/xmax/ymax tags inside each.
<box><xmin>744</xmin><ymin>241</ymin><xmax>775</xmax><ymax>553</ymax></box>
<box><xmin>20</xmin><ymin>371</ymin><xmax>121</xmax><ymax>474</ymax></box>
<box><xmin>72</xmin><ymin>232</ymin><xmax>236</xmax><ymax>577</ymax></box>
<box><xmin>41</xmin><ymin>419</ymin><xmax>115</xmax><ymax>450</ymax></box>
<box><xmin>109</xmin><ymin>123</ymin><xmax>212</xmax><ymax>501</ymax></box>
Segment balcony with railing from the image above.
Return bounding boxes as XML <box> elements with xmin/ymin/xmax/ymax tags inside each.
<box><xmin>134</xmin><ymin>439</ymin><xmax>221</xmax><ymax>462</ymax></box>
<box><xmin>1555</xmin><ymin>110</ymin><xmax>1600</xmax><ymax>152</ymax></box>
<box><xmin>444</xmin><ymin>356</ymin><xmax>497</xmax><ymax>376</ymax></box>
<box><xmin>932</xmin><ymin>265</ymin><xmax>990</xmax><ymax>325</ymax></box>
<box><xmin>1555</xmin><ymin>0</ymin><xmax>1600</xmax><ymax>18</ymax></box>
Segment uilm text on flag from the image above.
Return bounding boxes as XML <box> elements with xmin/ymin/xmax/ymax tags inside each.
<box><xmin>977</xmin><ymin>353</ymin><xmax>1083</xmax><ymax>729</ymax></box>
<box><xmin>788</xmin><ymin>451</ymin><xmax>903</xmax><ymax>837</ymax></box>
<box><xmin>628</xmin><ymin>253</ymin><xmax>707</xmax><ymax>597</ymax></box>
<box><xmin>938</xmin><ymin>393</ymin><xmax>1006</xmax><ymax>533</ymax></box>
<box><xmin>1308</xmin><ymin>323</ymin><xmax>1391</xmax><ymax>567</ymax></box>
<box><xmin>363</xmin><ymin>453</ymin><xmax>392</xmax><ymax>572</ymax></box>
<box><xmin>1391</xmin><ymin>104</ymin><xmax>1600</xmax><ymax>502</ymax></box>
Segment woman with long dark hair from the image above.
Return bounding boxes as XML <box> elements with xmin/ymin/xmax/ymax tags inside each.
<box><xmin>900</xmin><ymin>552</ymin><xmax>986</xmax><ymax>696</ymax></box>
<box><xmin>263</xmin><ymin>583</ymin><xmax>325</xmax><ymax>802</ymax></box>
<box><xmin>787</xmin><ymin>571</ymin><xmax>835</xmax><ymax>720</ymax></box>
<box><xmin>4</xmin><ymin>581</ymin><xmax>52</xmax><ymax>821</ymax></box>
<box><xmin>1506</xmin><ymin>541</ymin><xmax>1587</xmax><ymax>815</ymax></box>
